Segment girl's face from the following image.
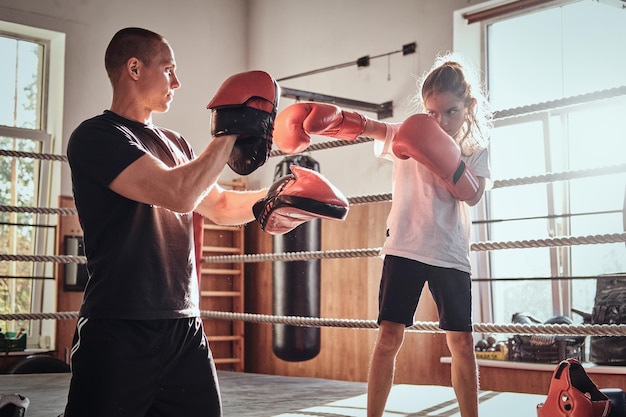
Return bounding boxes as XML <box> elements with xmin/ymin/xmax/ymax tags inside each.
<box><xmin>423</xmin><ymin>90</ymin><xmax>468</xmax><ymax>140</ymax></box>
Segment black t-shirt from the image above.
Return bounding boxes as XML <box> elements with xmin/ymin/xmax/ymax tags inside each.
<box><xmin>67</xmin><ymin>110</ymin><xmax>200</xmax><ymax>319</ymax></box>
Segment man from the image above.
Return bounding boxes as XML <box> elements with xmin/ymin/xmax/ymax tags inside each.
<box><xmin>64</xmin><ymin>27</ymin><xmax>272</xmax><ymax>417</ymax></box>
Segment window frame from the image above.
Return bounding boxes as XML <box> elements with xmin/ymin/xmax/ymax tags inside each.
<box><xmin>455</xmin><ymin>0</ymin><xmax>626</xmax><ymax>326</ymax></box>
<box><xmin>0</xmin><ymin>20</ymin><xmax>65</xmax><ymax>349</ymax></box>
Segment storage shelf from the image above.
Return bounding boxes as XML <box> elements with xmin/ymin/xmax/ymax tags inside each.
<box><xmin>203</xmin><ymin>224</ymin><xmax>241</xmax><ymax>232</ymax></box>
<box><xmin>202</xmin><ymin>245</ymin><xmax>242</xmax><ymax>254</ymax></box>
<box><xmin>440</xmin><ymin>356</ymin><xmax>626</xmax><ymax>374</ymax></box>
<box><xmin>201</xmin><ymin>290</ymin><xmax>241</xmax><ymax>297</ymax></box>
<box><xmin>199</xmin><ymin>181</ymin><xmax>246</xmax><ymax>372</ymax></box>
<box><xmin>207</xmin><ymin>335</ymin><xmax>243</xmax><ymax>343</ymax></box>
<box><xmin>201</xmin><ymin>268</ymin><xmax>241</xmax><ymax>275</ymax></box>
<box><xmin>214</xmin><ymin>357</ymin><xmax>242</xmax><ymax>365</ymax></box>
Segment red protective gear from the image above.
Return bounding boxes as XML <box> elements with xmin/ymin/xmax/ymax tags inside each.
<box><xmin>207</xmin><ymin>70</ymin><xmax>280</xmax><ymax>175</ymax></box>
<box><xmin>392</xmin><ymin>114</ymin><xmax>480</xmax><ymax>201</ymax></box>
<box><xmin>536</xmin><ymin>358</ymin><xmax>612</xmax><ymax>417</ymax></box>
<box><xmin>252</xmin><ymin>165</ymin><xmax>349</xmax><ymax>235</ymax></box>
<box><xmin>273</xmin><ymin>102</ymin><xmax>367</xmax><ymax>154</ymax></box>
<box><xmin>0</xmin><ymin>393</ymin><xmax>30</xmax><ymax>416</ymax></box>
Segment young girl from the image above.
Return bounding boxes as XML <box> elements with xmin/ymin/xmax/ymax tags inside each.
<box><xmin>273</xmin><ymin>53</ymin><xmax>492</xmax><ymax>417</ymax></box>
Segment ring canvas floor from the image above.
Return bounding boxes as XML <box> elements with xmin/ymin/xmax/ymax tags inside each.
<box><xmin>0</xmin><ymin>370</ymin><xmax>546</xmax><ymax>417</ymax></box>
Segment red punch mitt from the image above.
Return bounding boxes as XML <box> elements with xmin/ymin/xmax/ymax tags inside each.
<box><xmin>207</xmin><ymin>70</ymin><xmax>280</xmax><ymax>175</ymax></box>
<box><xmin>253</xmin><ymin>165</ymin><xmax>349</xmax><ymax>235</ymax></box>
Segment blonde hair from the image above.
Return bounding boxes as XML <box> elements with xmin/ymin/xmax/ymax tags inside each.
<box><xmin>410</xmin><ymin>52</ymin><xmax>492</xmax><ymax>156</ymax></box>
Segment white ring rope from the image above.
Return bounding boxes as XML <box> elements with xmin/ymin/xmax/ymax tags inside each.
<box><xmin>204</xmin><ymin>232</ymin><xmax>626</xmax><ymax>264</ymax></box>
<box><xmin>1</xmin><ymin>310</ymin><xmax>625</xmax><ymax>337</ymax></box>
<box><xmin>0</xmin><ymin>254</ymin><xmax>86</xmax><ymax>264</ymax></box>
<box><xmin>492</xmin><ymin>85</ymin><xmax>626</xmax><ymax>120</ymax></box>
<box><xmin>492</xmin><ymin>163</ymin><xmax>626</xmax><ymax>190</ymax></box>
<box><xmin>1</xmin><ymin>232</ymin><xmax>624</xmax><ymax>265</ymax></box>
<box><xmin>0</xmin><ymin>205</ymin><xmax>78</xmax><ymax>216</ymax></box>
<box><xmin>1</xmin><ymin>161</ymin><xmax>623</xmax><ymax>214</ymax></box>
<box><xmin>469</xmin><ymin>232</ymin><xmax>626</xmax><ymax>252</ymax></box>
<box><xmin>0</xmin><ymin>149</ymin><xmax>68</xmax><ymax>162</ymax></box>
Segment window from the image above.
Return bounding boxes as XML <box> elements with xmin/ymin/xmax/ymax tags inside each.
<box><xmin>0</xmin><ymin>22</ymin><xmax>65</xmax><ymax>347</ymax></box>
<box><xmin>456</xmin><ymin>0</ymin><xmax>626</xmax><ymax>326</ymax></box>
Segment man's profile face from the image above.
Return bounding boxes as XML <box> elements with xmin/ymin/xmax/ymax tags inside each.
<box><xmin>136</xmin><ymin>41</ymin><xmax>181</xmax><ymax>114</ymax></box>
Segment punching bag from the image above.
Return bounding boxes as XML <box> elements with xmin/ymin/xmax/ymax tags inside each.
<box><xmin>272</xmin><ymin>155</ymin><xmax>321</xmax><ymax>361</ymax></box>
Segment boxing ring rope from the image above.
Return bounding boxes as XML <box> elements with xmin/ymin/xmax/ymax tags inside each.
<box><xmin>1</xmin><ymin>232</ymin><xmax>624</xmax><ymax>265</ymax></box>
<box><xmin>1</xmin><ymin>162</ymin><xmax>624</xmax><ymax>214</ymax></box>
<box><xmin>1</xmin><ymin>310</ymin><xmax>625</xmax><ymax>337</ymax></box>
<box><xmin>2</xmin><ymin>87</ymin><xmax>625</xmax><ymax>341</ymax></box>
<box><xmin>490</xmin><ymin>85</ymin><xmax>626</xmax><ymax>120</ymax></box>
<box><xmin>0</xmin><ymin>205</ymin><xmax>78</xmax><ymax>216</ymax></box>
<box><xmin>0</xmin><ymin>148</ymin><xmax>67</xmax><ymax>162</ymax></box>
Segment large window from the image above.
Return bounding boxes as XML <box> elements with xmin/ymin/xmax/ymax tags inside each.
<box><xmin>457</xmin><ymin>0</ymin><xmax>626</xmax><ymax>326</ymax></box>
<box><xmin>0</xmin><ymin>23</ymin><xmax>64</xmax><ymax>347</ymax></box>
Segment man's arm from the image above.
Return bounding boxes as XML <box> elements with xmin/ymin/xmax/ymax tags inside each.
<box><xmin>196</xmin><ymin>184</ymin><xmax>268</xmax><ymax>226</ymax></box>
<box><xmin>109</xmin><ymin>135</ymin><xmax>237</xmax><ymax>214</ymax></box>
<box><xmin>109</xmin><ymin>69</ymin><xmax>280</xmax><ymax>214</ymax></box>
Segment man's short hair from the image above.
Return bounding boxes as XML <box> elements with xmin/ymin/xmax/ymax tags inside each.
<box><xmin>104</xmin><ymin>27</ymin><xmax>165</xmax><ymax>86</ymax></box>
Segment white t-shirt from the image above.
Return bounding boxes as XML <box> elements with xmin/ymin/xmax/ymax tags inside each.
<box><xmin>375</xmin><ymin>123</ymin><xmax>491</xmax><ymax>274</ymax></box>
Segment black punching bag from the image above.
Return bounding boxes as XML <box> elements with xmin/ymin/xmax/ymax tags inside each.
<box><xmin>272</xmin><ymin>155</ymin><xmax>321</xmax><ymax>361</ymax></box>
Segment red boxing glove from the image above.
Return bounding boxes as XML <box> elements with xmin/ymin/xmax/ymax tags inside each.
<box><xmin>252</xmin><ymin>165</ymin><xmax>349</xmax><ymax>235</ymax></box>
<box><xmin>273</xmin><ymin>102</ymin><xmax>367</xmax><ymax>154</ymax></box>
<box><xmin>392</xmin><ymin>114</ymin><xmax>479</xmax><ymax>201</ymax></box>
<box><xmin>207</xmin><ymin>70</ymin><xmax>280</xmax><ymax>175</ymax></box>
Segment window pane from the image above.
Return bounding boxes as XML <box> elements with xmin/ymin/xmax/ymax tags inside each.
<box><xmin>0</xmin><ymin>137</ymin><xmax>40</xmax><ymax>333</ymax></box>
<box><xmin>488</xmin><ymin>120</ymin><xmax>556</xmax><ymax>322</ymax></box>
<box><xmin>569</xmin><ymin>174</ymin><xmax>626</xmax><ymax>315</ymax></box>
<box><xmin>488</xmin><ymin>199</ymin><xmax>554</xmax><ymax>323</ymax></box>
<box><xmin>0</xmin><ymin>37</ymin><xmax>17</xmax><ymax>127</ymax></box>
<box><xmin>487</xmin><ymin>0</ymin><xmax>626</xmax><ymax>110</ymax></box>
<box><xmin>487</xmin><ymin>8</ymin><xmax>563</xmax><ymax>110</ymax></box>
<box><xmin>489</xmin><ymin>121</ymin><xmax>550</xmax><ymax>227</ymax></box>
<box><xmin>483</xmin><ymin>0</ymin><xmax>626</xmax><ymax>327</ymax></box>
<box><xmin>566</xmin><ymin>96</ymin><xmax>626</xmax><ymax>316</ymax></box>
<box><xmin>490</xmin><ymin>121</ymin><xmax>548</xmax><ymax>179</ymax></box>
<box><xmin>491</xmin><ymin>270</ymin><xmax>553</xmax><ymax>324</ymax></box>
<box><xmin>0</xmin><ymin>36</ymin><xmax>44</xmax><ymax>129</ymax></box>
<box><xmin>562</xmin><ymin>1</ymin><xmax>626</xmax><ymax>97</ymax></box>
<box><xmin>567</xmin><ymin>98</ymin><xmax>626</xmax><ymax>170</ymax></box>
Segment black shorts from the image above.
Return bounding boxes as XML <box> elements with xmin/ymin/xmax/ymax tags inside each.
<box><xmin>378</xmin><ymin>255</ymin><xmax>473</xmax><ymax>332</ymax></box>
<box><xmin>64</xmin><ymin>317</ymin><xmax>221</xmax><ymax>417</ymax></box>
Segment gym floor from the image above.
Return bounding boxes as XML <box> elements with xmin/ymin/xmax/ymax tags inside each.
<box><xmin>1</xmin><ymin>370</ymin><xmax>546</xmax><ymax>417</ymax></box>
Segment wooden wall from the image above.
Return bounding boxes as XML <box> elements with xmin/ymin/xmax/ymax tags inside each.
<box><xmin>55</xmin><ymin>195</ymin><xmax>83</xmax><ymax>364</ymax></box>
<box><xmin>243</xmin><ymin>201</ymin><xmax>451</xmax><ymax>386</ymax></box>
<box><xmin>241</xmin><ymin>201</ymin><xmax>626</xmax><ymax>395</ymax></box>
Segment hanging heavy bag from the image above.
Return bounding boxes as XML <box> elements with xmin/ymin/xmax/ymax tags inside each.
<box><xmin>271</xmin><ymin>155</ymin><xmax>322</xmax><ymax>362</ymax></box>
<box><xmin>537</xmin><ymin>358</ymin><xmax>612</xmax><ymax>417</ymax></box>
